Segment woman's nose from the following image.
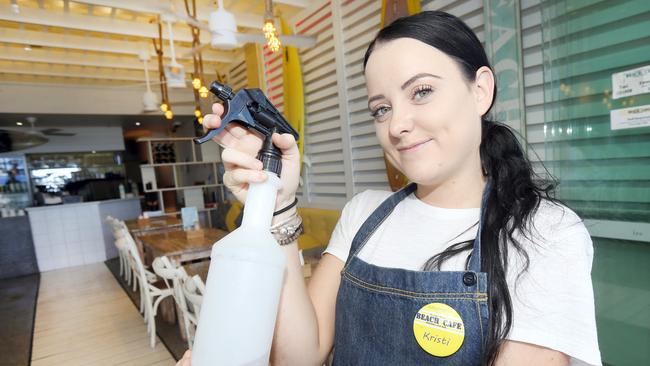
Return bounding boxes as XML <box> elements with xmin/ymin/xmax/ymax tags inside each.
<box><xmin>388</xmin><ymin>107</ymin><xmax>415</xmax><ymax>137</ymax></box>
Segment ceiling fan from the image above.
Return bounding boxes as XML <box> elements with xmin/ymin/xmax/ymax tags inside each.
<box><xmin>160</xmin><ymin>12</ymin><xmax>187</xmax><ymax>88</ymax></box>
<box><xmin>0</xmin><ymin>117</ymin><xmax>80</xmax><ymax>152</ymax></box>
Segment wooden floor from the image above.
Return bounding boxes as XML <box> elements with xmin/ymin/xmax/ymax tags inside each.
<box><xmin>31</xmin><ymin>263</ymin><xmax>176</xmax><ymax>366</ymax></box>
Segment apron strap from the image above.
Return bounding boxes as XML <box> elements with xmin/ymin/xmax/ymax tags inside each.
<box><xmin>467</xmin><ymin>179</ymin><xmax>492</xmax><ymax>273</ymax></box>
<box><xmin>345</xmin><ymin>183</ymin><xmax>417</xmax><ymax>267</ymax></box>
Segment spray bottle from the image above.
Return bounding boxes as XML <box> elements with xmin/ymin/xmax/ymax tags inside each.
<box><xmin>191</xmin><ymin>82</ymin><xmax>299</xmax><ymax>365</ymax></box>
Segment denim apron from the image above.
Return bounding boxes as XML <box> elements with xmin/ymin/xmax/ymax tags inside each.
<box><xmin>333</xmin><ymin>183</ymin><xmax>489</xmax><ymax>365</ymax></box>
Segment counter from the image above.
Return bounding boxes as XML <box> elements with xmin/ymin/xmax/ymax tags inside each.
<box><xmin>26</xmin><ymin>198</ymin><xmax>141</xmax><ymax>272</ymax></box>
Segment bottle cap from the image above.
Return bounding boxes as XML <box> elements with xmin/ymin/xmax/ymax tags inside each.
<box><xmin>256</xmin><ymin>127</ymin><xmax>282</xmax><ymax>177</ymax></box>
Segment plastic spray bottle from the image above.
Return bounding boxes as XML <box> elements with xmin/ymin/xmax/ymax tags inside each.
<box><xmin>191</xmin><ymin>130</ymin><xmax>287</xmax><ymax>365</ymax></box>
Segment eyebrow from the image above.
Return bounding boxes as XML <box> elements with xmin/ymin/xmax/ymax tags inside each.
<box><xmin>401</xmin><ymin>72</ymin><xmax>442</xmax><ymax>90</ymax></box>
<box><xmin>367</xmin><ymin>73</ymin><xmax>442</xmax><ymax>109</ymax></box>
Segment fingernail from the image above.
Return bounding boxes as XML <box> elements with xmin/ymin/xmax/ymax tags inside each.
<box><xmin>258</xmin><ymin>172</ymin><xmax>267</xmax><ymax>180</ymax></box>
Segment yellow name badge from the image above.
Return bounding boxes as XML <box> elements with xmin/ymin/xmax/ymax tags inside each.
<box><xmin>413</xmin><ymin>303</ymin><xmax>465</xmax><ymax>357</ymax></box>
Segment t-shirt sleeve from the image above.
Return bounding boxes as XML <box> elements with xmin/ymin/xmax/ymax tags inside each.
<box><xmin>507</xmin><ymin>202</ymin><xmax>602</xmax><ymax>366</ymax></box>
<box><xmin>322</xmin><ymin>204</ymin><xmax>354</xmax><ymax>262</ymax></box>
<box><xmin>322</xmin><ymin>190</ymin><xmax>388</xmax><ymax>262</ymax></box>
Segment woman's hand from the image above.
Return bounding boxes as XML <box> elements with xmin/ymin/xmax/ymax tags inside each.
<box><xmin>203</xmin><ymin>103</ymin><xmax>301</xmax><ymax>210</ymax></box>
<box><xmin>175</xmin><ymin>350</ymin><xmax>191</xmax><ymax>366</ymax></box>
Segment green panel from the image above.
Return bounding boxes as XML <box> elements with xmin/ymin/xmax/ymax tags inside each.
<box><xmin>544</xmin><ymin>16</ymin><xmax>650</xmax><ymax>61</ymax></box>
<box><xmin>483</xmin><ymin>0</ymin><xmax>525</xmax><ymax>134</ymax></box>
<box><xmin>542</xmin><ymin>94</ymin><xmax>650</xmax><ymax>123</ymax></box>
<box><xmin>545</xmin><ymin>42</ymin><xmax>650</xmax><ymax>85</ymax></box>
<box><xmin>557</xmin><ymin>183</ymin><xmax>650</xmax><ymax>203</ymax></box>
<box><xmin>592</xmin><ymin>238</ymin><xmax>650</xmax><ymax>366</ymax></box>
<box><xmin>542</xmin><ymin>135</ymin><xmax>650</xmax><ymax>160</ymax></box>
<box><xmin>539</xmin><ymin>3</ymin><xmax>650</xmax><ymax>363</ymax></box>
<box><xmin>544</xmin><ymin>159</ymin><xmax>650</xmax><ymax>180</ymax></box>
<box><xmin>566</xmin><ymin>201</ymin><xmax>650</xmax><ymax>221</ymax></box>
<box><xmin>543</xmin><ymin>0</ymin><xmax>650</xmax><ymax>38</ymax></box>
<box><xmin>539</xmin><ymin>117</ymin><xmax>649</xmax><ymax>143</ymax></box>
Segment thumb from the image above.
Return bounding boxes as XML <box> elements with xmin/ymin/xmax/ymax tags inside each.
<box><xmin>271</xmin><ymin>133</ymin><xmax>299</xmax><ymax>160</ymax></box>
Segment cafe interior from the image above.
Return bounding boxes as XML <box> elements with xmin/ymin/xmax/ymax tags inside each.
<box><xmin>0</xmin><ymin>0</ymin><xmax>648</xmax><ymax>365</ymax></box>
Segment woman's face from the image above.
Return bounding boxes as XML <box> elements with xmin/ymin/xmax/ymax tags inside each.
<box><xmin>364</xmin><ymin>38</ymin><xmax>489</xmax><ymax>187</ymax></box>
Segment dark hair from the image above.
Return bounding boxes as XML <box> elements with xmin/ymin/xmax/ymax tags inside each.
<box><xmin>363</xmin><ymin>11</ymin><xmax>557</xmax><ymax>365</ymax></box>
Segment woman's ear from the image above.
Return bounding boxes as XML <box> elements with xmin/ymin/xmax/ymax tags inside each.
<box><xmin>473</xmin><ymin>66</ymin><xmax>495</xmax><ymax>116</ymax></box>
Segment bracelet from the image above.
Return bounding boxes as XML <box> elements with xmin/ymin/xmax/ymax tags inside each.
<box><xmin>270</xmin><ymin>214</ymin><xmax>303</xmax><ymax>245</ymax></box>
<box><xmin>273</xmin><ymin>197</ymin><xmax>298</xmax><ymax>216</ymax></box>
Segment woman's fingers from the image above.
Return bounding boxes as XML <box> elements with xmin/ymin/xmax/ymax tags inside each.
<box><xmin>211</xmin><ymin>103</ymin><xmax>224</xmax><ymax>116</ymax></box>
<box><xmin>204</xmin><ymin>103</ymin><xmax>259</xmax><ymax>149</ymax></box>
<box><xmin>204</xmin><ymin>104</ymin><xmax>224</xmax><ymax>129</ymax></box>
<box><xmin>221</xmin><ymin>147</ymin><xmax>267</xmax><ymax>188</ymax></box>
<box><xmin>223</xmin><ymin>169</ymin><xmax>267</xmax><ymax>189</ymax></box>
<box><xmin>221</xmin><ymin>148</ymin><xmax>263</xmax><ymax>171</ymax></box>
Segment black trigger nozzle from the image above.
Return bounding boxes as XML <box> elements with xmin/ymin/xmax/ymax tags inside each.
<box><xmin>209</xmin><ymin>81</ymin><xmax>234</xmax><ymax>101</ymax></box>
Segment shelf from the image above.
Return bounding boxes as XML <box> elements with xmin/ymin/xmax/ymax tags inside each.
<box><xmin>137</xmin><ymin>137</ymin><xmax>201</xmax><ymax>142</ymax></box>
<box><xmin>141</xmin><ymin>161</ymin><xmax>220</xmax><ymax>168</ymax></box>
<box><xmin>144</xmin><ymin>184</ymin><xmax>223</xmax><ymax>193</ymax></box>
<box><xmin>166</xmin><ymin>207</ymin><xmax>220</xmax><ymax>215</ymax></box>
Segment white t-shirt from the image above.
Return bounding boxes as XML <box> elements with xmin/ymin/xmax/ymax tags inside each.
<box><xmin>324</xmin><ymin>190</ymin><xmax>601</xmax><ymax>366</ymax></box>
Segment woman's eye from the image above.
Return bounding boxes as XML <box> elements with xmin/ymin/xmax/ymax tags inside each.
<box><xmin>370</xmin><ymin>106</ymin><xmax>391</xmax><ymax>120</ymax></box>
<box><xmin>412</xmin><ymin>86</ymin><xmax>433</xmax><ymax>101</ymax></box>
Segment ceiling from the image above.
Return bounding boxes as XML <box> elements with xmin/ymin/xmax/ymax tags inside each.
<box><xmin>0</xmin><ymin>0</ymin><xmax>309</xmax><ymax>88</ymax></box>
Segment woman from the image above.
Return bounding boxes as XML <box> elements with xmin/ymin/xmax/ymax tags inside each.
<box><xmin>178</xmin><ymin>11</ymin><xmax>600</xmax><ymax>366</ymax></box>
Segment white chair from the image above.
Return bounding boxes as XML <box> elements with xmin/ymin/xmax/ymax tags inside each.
<box><xmin>112</xmin><ymin>220</ymin><xmax>157</xmax><ymax>294</ymax></box>
<box><xmin>181</xmin><ymin>274</ymin><xmax>205</xmax><ymax>348</ymax></box>
<box><xmin>122</xmin><ymin>228</ymin><xmax>173</xmax><ymax>348</ymax></box>
<box><xmin>106</xmin><ymin>216</ymin><xmax>131</xmax><ymax>284</ymax></box>
<box><xmin>152</xmin><ymin>256</ymin><xmax>200</xmax><ymax>348</ymax></box>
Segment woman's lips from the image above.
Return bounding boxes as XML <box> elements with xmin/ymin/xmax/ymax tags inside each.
<box><xmin>397</xmin><ymin>139</ymin><xmax>432</xmax><ymax>153</ymax></box>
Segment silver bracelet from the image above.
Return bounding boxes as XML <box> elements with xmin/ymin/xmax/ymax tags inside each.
<box><xmin>270</xmin><ymin>214</ymin><xmax>303</xmax><ymax>245</ymax></box>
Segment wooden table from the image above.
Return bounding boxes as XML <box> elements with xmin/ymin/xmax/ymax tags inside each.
<box><xmin>138</xmin><ymin>228</ymin><xmax>228</xmax><ymax>264</ymax></box>
<box><xmin>125</xmin><ymin>216</ymin><xmax>183</xmax><ymax>261</ymax></box>
<box><xmin>124</xmin><ymin>216</ymin><xmax>182</xmax><ymax>236</ymax></box>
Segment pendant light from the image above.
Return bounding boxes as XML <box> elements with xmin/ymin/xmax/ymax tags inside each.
<box><xmin>154</xmin><ymin>20</ymin><xmax>172</xmax><ymax>119</ymax></box>
<box><xmin>139</xmin><ymin>47</ymin><xmax>159</xmax><ymax>112</ymax></box>
<box><xmin>263</xmin><ymin>0</ymin><xmax>281</xmax><ymax>52</ymax></box>
<box><xmin>161</xmin><ymin>13</ymin><xmax>186</xmax><ymax>88</ymax></box>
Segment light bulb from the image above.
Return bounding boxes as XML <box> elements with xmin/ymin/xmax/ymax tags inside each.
<box><xmin>268</xmin><ymin>36</ymin><xmax>281</xmax><ymax>52</ymax></box>
<box><xmin>263</xmin><ymin>21</ymin><xmax>276</xmax><ymax>39</ymax></box>
<box><xmin>198</xmin><ymin>117</ymin><xmax>203</xmax><ymax>124</ymax></box>
<box><xmin>165</xmin><ymin>110</ymin><xmax>173</xmax><ymax>119</ymax></box>
<box><xmin>199</xmin><ymin>86</ymin><xmax>209</xmax><ymax>98</ymax></box>
<box><xmin>160</xmin><ymin>103</ymin><xmax>169</xmax><ymax>112</ymax></box>
<box><xmin>192</xmin><ymin>77</ymin><xmax>202</xmax><ymax>90</ymax></box>
<box><xmin>194</xmin><ymin>109</ymin><xmax>202</xmax><ymax>118</ymax></box>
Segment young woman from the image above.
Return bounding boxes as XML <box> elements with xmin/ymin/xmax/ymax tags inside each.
<box><xmin>177</xmin><ymin>11</ymin><xmax>600</xmax><ymax>366</ymax></box>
